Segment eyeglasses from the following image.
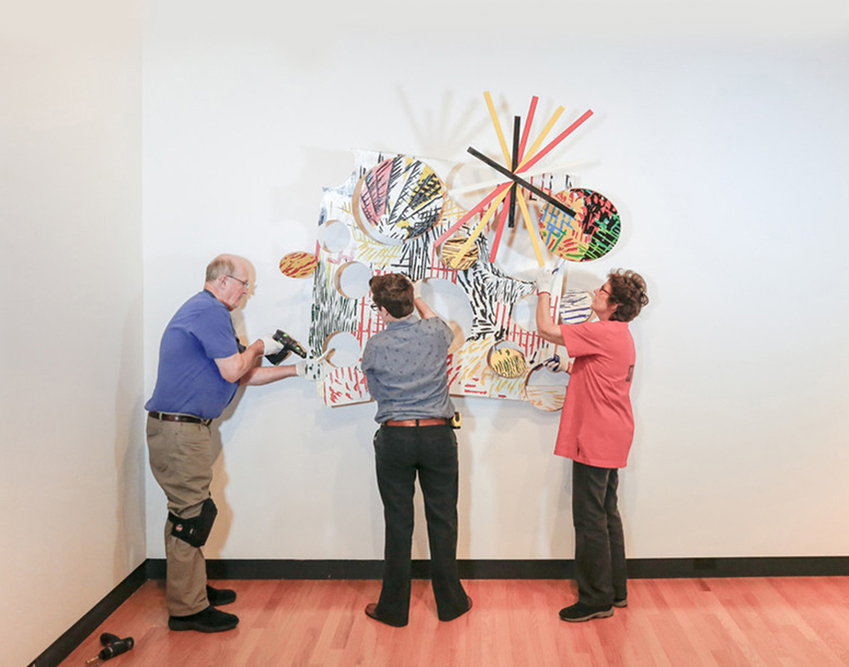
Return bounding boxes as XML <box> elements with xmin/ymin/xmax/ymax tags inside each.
<box><xmin>369</xmin><ymin>303</ymin><xmax>380</xmax><ymax>311</ymax></box>
<box><xmin>598</xmin><ymin>285</ymin><xmax>611</xmax><ymax>296</ymax></box>
<box><xmin>226</xmin><ymin>275</ymin><xmax>251</xmax><ymax>290</ymax></box>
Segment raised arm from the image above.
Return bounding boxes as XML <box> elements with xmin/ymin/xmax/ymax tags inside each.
<box><xmin>412</xmin><ymin>280</ymin><xmax>439</xmax><ymax>320</ymax></box>
<box><xmin>535</xmin><ymin>292</ymin><xmax>565</xmax><ymax>346</ymax></box>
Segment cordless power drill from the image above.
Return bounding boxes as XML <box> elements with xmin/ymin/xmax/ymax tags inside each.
<box><xmin>85</xmin><ymin>633</ymin><xmax>134</xmax><ymax>664</ymax></box>
<box><xmin>265</xmin><ymin>330</ymin><xmax>307</xmax><ymax>365</ymax></box>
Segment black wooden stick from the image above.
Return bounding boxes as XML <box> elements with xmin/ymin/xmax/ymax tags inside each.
<box><xmin>467</xmin><ymin>146</ymin><xmax>576</xmax><ymax>218</ymax></box>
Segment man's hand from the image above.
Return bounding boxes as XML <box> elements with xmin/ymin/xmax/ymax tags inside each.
<box><xmin>259</xmin><ymin>334</ymin><xmax>284</xmax><ymax>356</ymax></box>
<box><xmin>413</xmin><ymin>279</ymin><xmax>424</xmax><ymax>300</ymax></box>
<box><xmin>295</xmin><ymin>350</ymin><xmax>332</xmax><ymax>378</ymax></box>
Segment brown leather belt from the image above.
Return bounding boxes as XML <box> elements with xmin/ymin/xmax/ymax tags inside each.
<box><xmin>148</xmin><ymin>411</ymin><xmax>212</xmax><ymax>426</ymax></box>
<box><xmin>383</xmin><ymin>418</ymin><xmax>449</xmax><ymax>427</ymax></box>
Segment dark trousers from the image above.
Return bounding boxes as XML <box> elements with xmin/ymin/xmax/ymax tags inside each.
<box><xmin>572</xmin><ymin>460</ymin><xmax>628</xmax><ymax>607</ymax></box>
<box><xmin>373</xmin><ymin>424</ymin><xmax>468</xmax><ymax>625</ymax></box>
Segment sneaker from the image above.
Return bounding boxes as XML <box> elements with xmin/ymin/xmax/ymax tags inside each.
<box><xmin>613</xmin><ymin>597</ymin><xmax>628</xmax><ymax>608</ymax></box>
<box><xmin>169</xmin><ymin>606</ymin><xmax>239</xmax><ymax>632</ymax></box>
<box><xmin>207</xmin><ymin>584</ymin><xmax>237</xmax><ymax>606</ymax></box>
<box><xmin>559</xmin><ymin>602</ymin><xmax>614</xmax><ymax>622</ymax></box>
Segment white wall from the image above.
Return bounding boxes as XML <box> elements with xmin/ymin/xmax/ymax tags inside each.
<box><xmin>143</xmin><ymin>0</ymin><xmax>849</xmax><ymax>566</ymax></box>
<box><xmin>0</xmin><ymin>3</ymin><xmax>144</xmax><ymax>666</ymax></box>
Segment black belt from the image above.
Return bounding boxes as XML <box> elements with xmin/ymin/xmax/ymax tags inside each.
<box><xmin>148</xmin><ymin>411</ymin><xmax>212</xmax><ymax>426</ymax></box>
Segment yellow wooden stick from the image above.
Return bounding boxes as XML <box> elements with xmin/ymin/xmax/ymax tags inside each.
<box><xmin>511</xmin><ymin>105</ymin><xmax>567</xmax><ymax>266</ymax></box>
<box><xmin>518</xmin><ymin>106</ymin><xmax>564</xmax><ymax>171</ymax></box>
<box><xmin>450</xmin><ymin>187</ymin><xmax>511</xmax><ymax>268</ymax></box>
<box><xmin>484</xmin><ymin>91</ymin><xmax>513</xmax><ymax>166</ymax></box>
<box><xmin>515</xmin><ymin>190</ymin><xmax>546</xmax><ymax>265</ymax></box>
<box><xmin>458</xmin><ymin>100</ymin><xmax>567</xmax><ymax>269</ymax></box>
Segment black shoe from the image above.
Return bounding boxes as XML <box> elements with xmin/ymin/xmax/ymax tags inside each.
<box><xmin>364</xmin><ymin>603</ymin><xmax>407</xmax><ymax>627</ymax></box>
<box><xmin>207</xmin><ymin>584</ymin><xmax>237</xmax><ymax>606</ymax></box>
<box><xmin>613</xmin><ymin>597</ymin><xmax>628</xmax><ymax>608</ymax></box>
<box><xmin>169</xmin><ymin>606</ymin><xmax>239</xmax><ymax>633</ymax></box>
<box><xmin>439</xmin><ymin>595</ymin><xmax>473</xmax><ymax>622</ymax></box>
<box><xmin>559</xmin><ymin>602</ymin><xmax>614</xmax><ymax>622</ymax></box>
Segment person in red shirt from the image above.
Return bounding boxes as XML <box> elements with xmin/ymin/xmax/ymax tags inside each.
<box><xmin>536</xmin><ymin>268</ymin><xmax>649</xmax><ymax>622</ymax></box>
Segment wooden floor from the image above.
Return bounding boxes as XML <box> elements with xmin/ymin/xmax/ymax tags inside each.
<box><xmin>59</xmin><ymin>577</ymin><xmax>849</xmax><ymax>666</ymax></box>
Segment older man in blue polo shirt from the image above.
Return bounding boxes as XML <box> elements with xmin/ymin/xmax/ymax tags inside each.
<box><xmin>360</xmin><ymin>273</ymin><xmax>471</xmax><ymax>627</ymax></box>
<box><xmin>146</xmin><ymin>254</ymin><xmax>304</xmax><ymax>633</ymax></box>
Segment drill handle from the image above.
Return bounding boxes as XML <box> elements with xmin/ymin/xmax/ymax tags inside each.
<box><xmin>99</xmin><ymin>637</ymin><xmax>134</xmax><ymax>660</ymax></box>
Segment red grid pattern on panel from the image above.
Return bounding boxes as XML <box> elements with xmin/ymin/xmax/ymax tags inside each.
<box><xmin>325</xmin><ymin>367</ymin><xmax>369</xmax><ymax>405</ymax></box>
<box><xmin>353</xmin><ymin>299</ymin><xmax>384</xmax><ymax>347</ymax></box>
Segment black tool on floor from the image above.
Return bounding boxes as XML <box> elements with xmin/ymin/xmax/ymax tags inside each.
<box><xmin>85</xmin><ymin>633</ymin><xmax>135</xmax><ymax>664</ymax></box>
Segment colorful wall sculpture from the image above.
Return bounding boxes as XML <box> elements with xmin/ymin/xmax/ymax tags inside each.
<box><xmin>279</xmin><ymin>95</ymin><xmax>623</xmax><ymax>412</ymax></box>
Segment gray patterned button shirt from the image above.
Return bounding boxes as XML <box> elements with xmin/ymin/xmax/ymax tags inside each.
<box><xmin>361</xmin><ymin>314</ymin><xmax>455</xmax><ymax>423</ymax></box>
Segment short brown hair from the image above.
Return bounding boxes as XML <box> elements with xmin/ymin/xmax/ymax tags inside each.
<box><xmin>607</xmin><ymin>270</ymin><xmax>649</xmax><ymax>322</ymax></box>
<box><xmin>369</xmin><ymin>273</ymin><xmax>414</xmax><ymax>319</ymax></box>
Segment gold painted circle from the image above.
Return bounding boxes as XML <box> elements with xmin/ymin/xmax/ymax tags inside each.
<box><xmin>439</xmin><ymin>236</ymin><xmax>479</xmax><ymax>270</ymax></box>
<box><xmin>487</xmin><ymin>342</ymin><xmax>527</xmax><ymax>379</ymax></box>
<box><xmin>279</xmin><ymin>251</ymin><xmax>318</xmax><ymax>278</ymax></box>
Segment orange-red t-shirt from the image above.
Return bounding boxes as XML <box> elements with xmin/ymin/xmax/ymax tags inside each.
<box><xmin>554</xmin><ymin>320</ymin><xmax>636</xmax><ymax>468</ymax></box>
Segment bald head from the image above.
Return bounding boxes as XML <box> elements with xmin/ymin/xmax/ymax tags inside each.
<box><xmin>205</xmin><ymin>254</ymin><xmax>251</xmax><ymax>311</ymax></box>
<box><xmin>205</xmin><ymin>254</ymin><xmax>244</xmax><ymax>283</ymax></box>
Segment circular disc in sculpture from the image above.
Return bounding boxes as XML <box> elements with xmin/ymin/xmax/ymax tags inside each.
<box><xmin>356</xmin><ymin>157</ymin><xmax>445</xmax><ymax>243</ymax></box>
<box><xmin>487</xmin><ymin>342</ymin><xmax>527</xmax><ymax>379</ymax></box>
<box><xmin>318</xmin><ymin>219</ymin><xmax>352</xmax><ymax>254</ymax></box>
<box><xmin>334</xmin><ymin>261</ymin><xmax>372</xmax><ymax>300</ymax></box>
<box><xmin>279</xmin><ymin>251</ymin><xmax>318</xmax><ymax>278</ymax></box>
<box><xmin>322</xmin><ymin>331</ymin><xmax>362</xmax><ymax>368</ymax></box>
<box><xmin>439</xmin><ymin>236</ymin><xmax>479</xmax><ymax>270</ymax></box>
<box><xmin>538</xmin><ymin>188</ymin><xmax>621</xmax><ymax>262</ymax></box>
<box><xmin>559</xmin><ymin>289</ymin><xmax>593</xmax><ymax>324</ymax></box>
<box><xmin>523</xmin><ymin>364</ymin><xmax>570</xmax><ymax>411</ymax></box>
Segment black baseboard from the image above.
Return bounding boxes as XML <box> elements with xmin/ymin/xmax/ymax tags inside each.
<box><xmin>27</xmin><ymin>562</ymin><xmax>148</xmax><ymax>667</ymax></box>
<box><xmin>146</xmin><ymin>556</ymin><xmax>849</xmax><ymax>580</ymax></box>
<box><xmin>32</xmin><ymin>556</ymin><xmax>849</xmax><ymax>667</ymax></box>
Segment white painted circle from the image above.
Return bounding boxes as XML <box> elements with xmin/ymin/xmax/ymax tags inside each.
<box><xmin>419</xmin><ymin>278</ymin><xmax>473</xmax><ymax>352</ymax></box>
<box><xmin>334</xmin><ymin>261</ymin><xmax>372</xmax><ymax>300</ymax></box>
<box><xmin>523</xmin><ymin>364</ymin><xmax>570</xmax><ymax>411</ymax></box>
<box><xmin>318</xmin><ymin>219</ymin><xmax>352</xmax><ymax>254</ymax></box>
<box><xmin>322</xmin><ymin>332</ymin><xmax>363</xmax><ymax>368</ymax></box>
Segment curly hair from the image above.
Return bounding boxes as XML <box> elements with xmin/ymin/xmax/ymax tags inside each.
<box><xmin>607</xmin><ymin>270</ymin><xmax>649</xmax><ymax>322</ymax></box>
<box><xmin>369</xmin><ymin>273</ymin><xmax>414</xmax><ymax>319</ymax></box>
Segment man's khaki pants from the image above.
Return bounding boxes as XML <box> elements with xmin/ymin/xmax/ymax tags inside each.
<box><xmin>147</xmin><ymin>416</ymin><xmax>213</xmax><ymax>616</ymax></box>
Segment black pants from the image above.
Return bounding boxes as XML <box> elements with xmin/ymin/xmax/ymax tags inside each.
<box><xmin>572</xmin><ymin>460</ymin><xmax>628</xmax><ymax>606</ymax></box>
<box><xmin>373</xmin><ymin>424</ymin><xmax>468</xmax><ymax>625</ymax></box>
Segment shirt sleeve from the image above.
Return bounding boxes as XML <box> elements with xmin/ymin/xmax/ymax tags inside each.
<box><xmin>192</xmin><ymin>303</ymin><xmax>239</xmax><ymax>360</ymax></box>
<box><xmin>361</xmin><ymin>339</ymin><xmax>374</xmax><ymax>373</ymax></box>
<box><xmin>559</xmin><ymin>321</ymin><xmax>607</xmax><ymax>358</ymax></box>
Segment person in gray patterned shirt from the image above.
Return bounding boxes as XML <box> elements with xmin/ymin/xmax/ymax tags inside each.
<box><xmin>360</xmin><ymin>273</ymin><xmax>472</xmax><ymax>627</ymax></box>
